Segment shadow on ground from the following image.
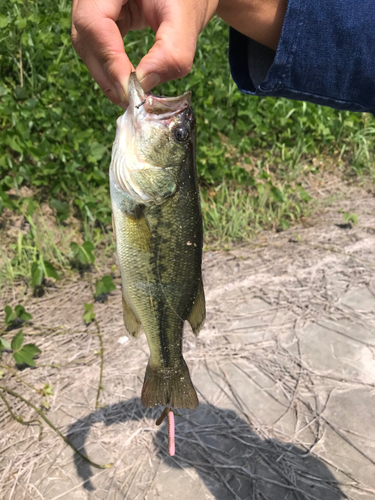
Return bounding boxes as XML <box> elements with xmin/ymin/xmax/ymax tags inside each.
<box><xmin>67</xmin><ymin>398</ymin><xmax>344</xmax><ymax>499</ymax></box>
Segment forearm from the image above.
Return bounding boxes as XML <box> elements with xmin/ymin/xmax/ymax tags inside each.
<box><xmin>228</xmin><ymin>0</ymin><xmax>375</xmax><ymax>115</ymax></box>
<box><xmin>217</xmin><ymin>0</ymin><xmax>288</xmax><ymax>51</ymax></box>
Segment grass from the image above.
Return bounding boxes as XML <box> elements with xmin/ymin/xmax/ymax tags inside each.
<box><xmin>0</xmin><ymin>208</ymin><xmax>71</xmax><ymax>290</ymax></box>
<box><xmin>0</xmin><ymin>202</ymin><xmax>115</xmax><ymax>293</ymax></box>
<box><xmin>202</xmin><ymin>181</ymin><xmax>311</xmax><ymax>245</ymax></box>
<box><xmin>0</xmin><ymin>1</ymin><xmax>374</xmax><ymax>288</ymax></box>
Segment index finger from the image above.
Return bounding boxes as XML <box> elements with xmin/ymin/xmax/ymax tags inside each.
<box><xmin>72</xmin><ymin>0</ymin><xmax>133</xmax><ymax>105</ymax></box>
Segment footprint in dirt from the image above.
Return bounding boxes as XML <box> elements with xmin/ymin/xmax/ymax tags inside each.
<box><xmin>67</xmin><ymin>398</ymin><xmax>344</xmax><ymax>499</ymax></box>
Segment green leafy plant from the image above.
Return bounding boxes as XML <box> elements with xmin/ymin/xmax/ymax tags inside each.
<box><xmin>41</xmin><ymin>383</ymin><xmax>54</xmax><ymax>397</ymax></box>
<box><xmin>70</xmin><ymin>241</ymin><xmax>95</xmax><ymax>266</ymax></box>
<box><xmin>40</xmin><ymin>383</ymin><xmax>54</xmax><ymax>410</ymax></box>
<box><xmin>0</xmin><ymin>306</ymin><xmax>40</xmax><ymax>367</ymax></box>
<box><xmin>14</xmin><ymin>211</ymin><xmax>59</xmax><ymax>293</ymax></box>
<box><xmin>49</xmin><ymin>199</ymin><xmax>70</xmax><ymax>222</ymax></box>
<box><xmin>4</xmin><ymin>305</ymin><xmax>32</xmax><ymax>328</ymax></box>
<box><xmin>0</xmin><ymin>188</ymin><xmax>17</xmax><ymax>215</ymax></box>
<box><xmin>9</xmin><ymin>331</ymin><xmax>41</xmax><ymax>367</ymax></box>
<box><xmin>0</xmin><ymin>337</ymin><xmax>11</xmax><ymax>352</ymax></box>
<box><xmin>344</xmin><ymin>212</ymin><xmax>358</xmax><ymax>225</ymax></box>
<box><xmin>2</xmin><ymin>209</ymin><xmax>60</xmax><ymax>293</ymax></box>
<box><xmin>95</xmin><ymin>275</ymin><xmax>116</xmax><ymax>299</ymax></box>
<box><xmin>83</xmin><ymin>303</ymin><xmax>95</xmax><ymax>325</ymax></box>
<box><xmin>31</xmin><ymin>257</ymin><xmax>59</xmax><ymax>292</ymax></box>
<box><xmin>0</xmin><ymin>1</ymin><xmax>374</xmax><ymax>234</ymax></box>
<box><xmin>0</xmin><ymin>0</ymin><xmax>374</xmax><ymax>289</ymax></box>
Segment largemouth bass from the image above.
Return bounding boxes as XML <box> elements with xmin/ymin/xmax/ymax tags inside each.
<box><xmin>110</xmin><ymin>74</ymin><xmax>205</xmax><ymax>409</ymax></box>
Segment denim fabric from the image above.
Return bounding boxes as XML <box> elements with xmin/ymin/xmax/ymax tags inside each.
<box><xmin>229</xmin><ymin>0</ymin><xmax>375</xmax><ymax>114</ymax></box>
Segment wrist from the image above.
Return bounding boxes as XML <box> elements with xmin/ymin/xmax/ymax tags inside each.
<box><xmin>216</xmin><ymin>0</ymin><xmax>288</xmax><ymax>51</ymax></box>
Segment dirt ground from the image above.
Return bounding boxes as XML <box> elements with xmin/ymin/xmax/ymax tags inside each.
<box><xmin>1</xmin><ymin>180</ymin><xmax>375</xmax><ymax>500</ymax></box>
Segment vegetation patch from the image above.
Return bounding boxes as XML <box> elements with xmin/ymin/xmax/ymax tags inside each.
<box><xmin>0</xmin><ymin>1</ymin><xmax>374</xmax><ymax>284</ymax></box>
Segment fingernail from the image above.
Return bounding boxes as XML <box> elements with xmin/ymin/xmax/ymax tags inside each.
<box><xmin>115</xmin><ymin>81</ymin><xmax>129</xmax><ymax>105</ymax></box>
<box><xmin>138</xmin><ymin>73</ymin><xmax>161</xmax><ymax>92</ymax></box>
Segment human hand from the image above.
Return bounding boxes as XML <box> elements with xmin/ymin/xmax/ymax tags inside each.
<box><xmin>71</xmin><ymin>0</ymin><xmax>218</xmax><ymax>107</ymax></box>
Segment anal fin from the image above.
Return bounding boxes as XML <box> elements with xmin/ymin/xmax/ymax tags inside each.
<box><xmin>122</xmin><ymin>295</ymin><xmax>141</xmax><ymax>338</ymax></box>
<box><xmin>187</xmin><ymin>279</ymin><xmax>205</xmax><ymax>336</ymax></box>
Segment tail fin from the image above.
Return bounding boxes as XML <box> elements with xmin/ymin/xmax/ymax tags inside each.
<box><xmin>141</xmin><ymin>358</ymin><xmax>198</xmax><ymax>409</ymax></box>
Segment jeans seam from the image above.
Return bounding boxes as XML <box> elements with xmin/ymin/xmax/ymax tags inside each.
<box><xmin>281</xmin><ymin>0</ymin><xmax>306</xmax><ymax>87</ymax></box>
<box><xmin>260</xmin><ymin>0</ymin><xmax>305</xmax><ymax>93</ymax></box>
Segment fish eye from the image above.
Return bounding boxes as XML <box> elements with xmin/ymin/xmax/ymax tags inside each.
<box><xmin>174</xmin><ymin>126</ymin><xmax>189</xmax><ymax>143</ymax></box>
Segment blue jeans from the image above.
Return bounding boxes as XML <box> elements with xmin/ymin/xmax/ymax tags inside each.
<box><xmin>229</xmin><ymin>0</ymin><xmax>375</xmax><ymax>114</ymax></box>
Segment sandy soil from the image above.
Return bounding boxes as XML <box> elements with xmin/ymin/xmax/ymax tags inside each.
<box><xmin>1</xmin><ymin>181</ymin><xmax>375</xmax><ymax>500</ymax></box>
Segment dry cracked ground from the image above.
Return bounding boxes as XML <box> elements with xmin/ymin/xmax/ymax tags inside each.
<box><xmin>1</xmin><ymin>181</ymin><xmax>375</xmax><ymax>500</ymax></box>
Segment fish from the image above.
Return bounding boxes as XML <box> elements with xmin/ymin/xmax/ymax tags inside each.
<box><xmin>109</xmin><ymin>73</ymin><xmax>205</xmax><ymax>410</ymax></box>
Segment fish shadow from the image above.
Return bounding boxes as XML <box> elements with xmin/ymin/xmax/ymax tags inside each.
<box><xmin>67</xmin><ymin>398</ymin><xmax>344</xmax><ymax>499</ymax></box>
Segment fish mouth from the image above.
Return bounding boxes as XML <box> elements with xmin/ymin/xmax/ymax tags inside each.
<box><xmin>129</xmin><ymin>72</ymin><xmax>191</xmax><ymax>120</ymax></box>
<box><xmin>111</xmin><ymin>73</ymin><xmax>193</xmax><ymax>206</ymax></box>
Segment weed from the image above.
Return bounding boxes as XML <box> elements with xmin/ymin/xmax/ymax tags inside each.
<box><xmin>0</xmin><ymin>200</ymin><xmax>110</xmax><ymax>290</ymax></box>
<box><xmin>1</xmin><ymin>304</ymin><xmax>40</xmax><ymax>368</ymax></box>
<box><xmin>0</xmin><ymin>2</ymin><xmax>374</xmax><ymax>231</ymax></box>
<box><xmin>10</xmin><ymin>330</ymin><xmax>41</xmax><ymax>367</ymax></box>
<box><xmin>344</xmin><ymin>212</ymin><xmax>358</xmax><ymax>225</ymax></box>
<box><xmin>70</xmin><ymin>241</ymin><xmax>95</xmax><ymax>266</ymax></box>
<box><xmin>4</xmin><ymin>304</ymin><xmax>32</xmax><ymax>330</ymax></box>
<box><xmin>0</xmin><ymin>281</ymin><xmax>110</xmax><ymax>469</ymax></box>
<box><xmin>94</xmin><ymin>275</ymin><xmax>116</xmax><ymax>302</ymax></box>
<box><xmin>82</xmin><ymin>303</ymin><xmax>95</xmax><ymax>325</ymax></box>
<box><xmin>0</xmin><ymin>209</ymin><xmax>62</xmax><ymax>294</ymax></box>
<box><xmin>202</xmin><ymin>179</ymin><xmax>311</xmax><ymax>246</ymax></box>
<box><xmin>0</xmin><ymin>1</ymin><xmax>374</xmax><ymax>288</ymax></box>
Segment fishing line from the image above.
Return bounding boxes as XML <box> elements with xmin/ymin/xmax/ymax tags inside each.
<box><xmin>135</xmin><ymin>99</ymin><xmax>146</xmax><ymax>109</ymax></box>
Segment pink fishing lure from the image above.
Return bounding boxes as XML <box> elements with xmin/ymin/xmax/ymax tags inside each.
<box><xmin>156</xmin><ymin>406</ymin><xmax>175</xmax><ymax>456</ymax></box>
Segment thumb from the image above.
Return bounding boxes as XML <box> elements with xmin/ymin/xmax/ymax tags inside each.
<box><xmin>135</xmin><ymin>17</ymin><xmax>199</xmax><ymax>92</ymax></box>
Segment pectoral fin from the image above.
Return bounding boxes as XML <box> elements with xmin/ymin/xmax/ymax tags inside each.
<box><xmin>187</xmin><ymin>280</ymin><xmax>205</xmax><ymax>336</ymax></box>
<box><xmin>124</xmin><ymin>206</ymin><xmax>151</xmax><ymax>253</ymax></box>
<box><xmin>122</xmin><ymin>295</ymin><xmax>141</xmax><ymax>338</ymax></box>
